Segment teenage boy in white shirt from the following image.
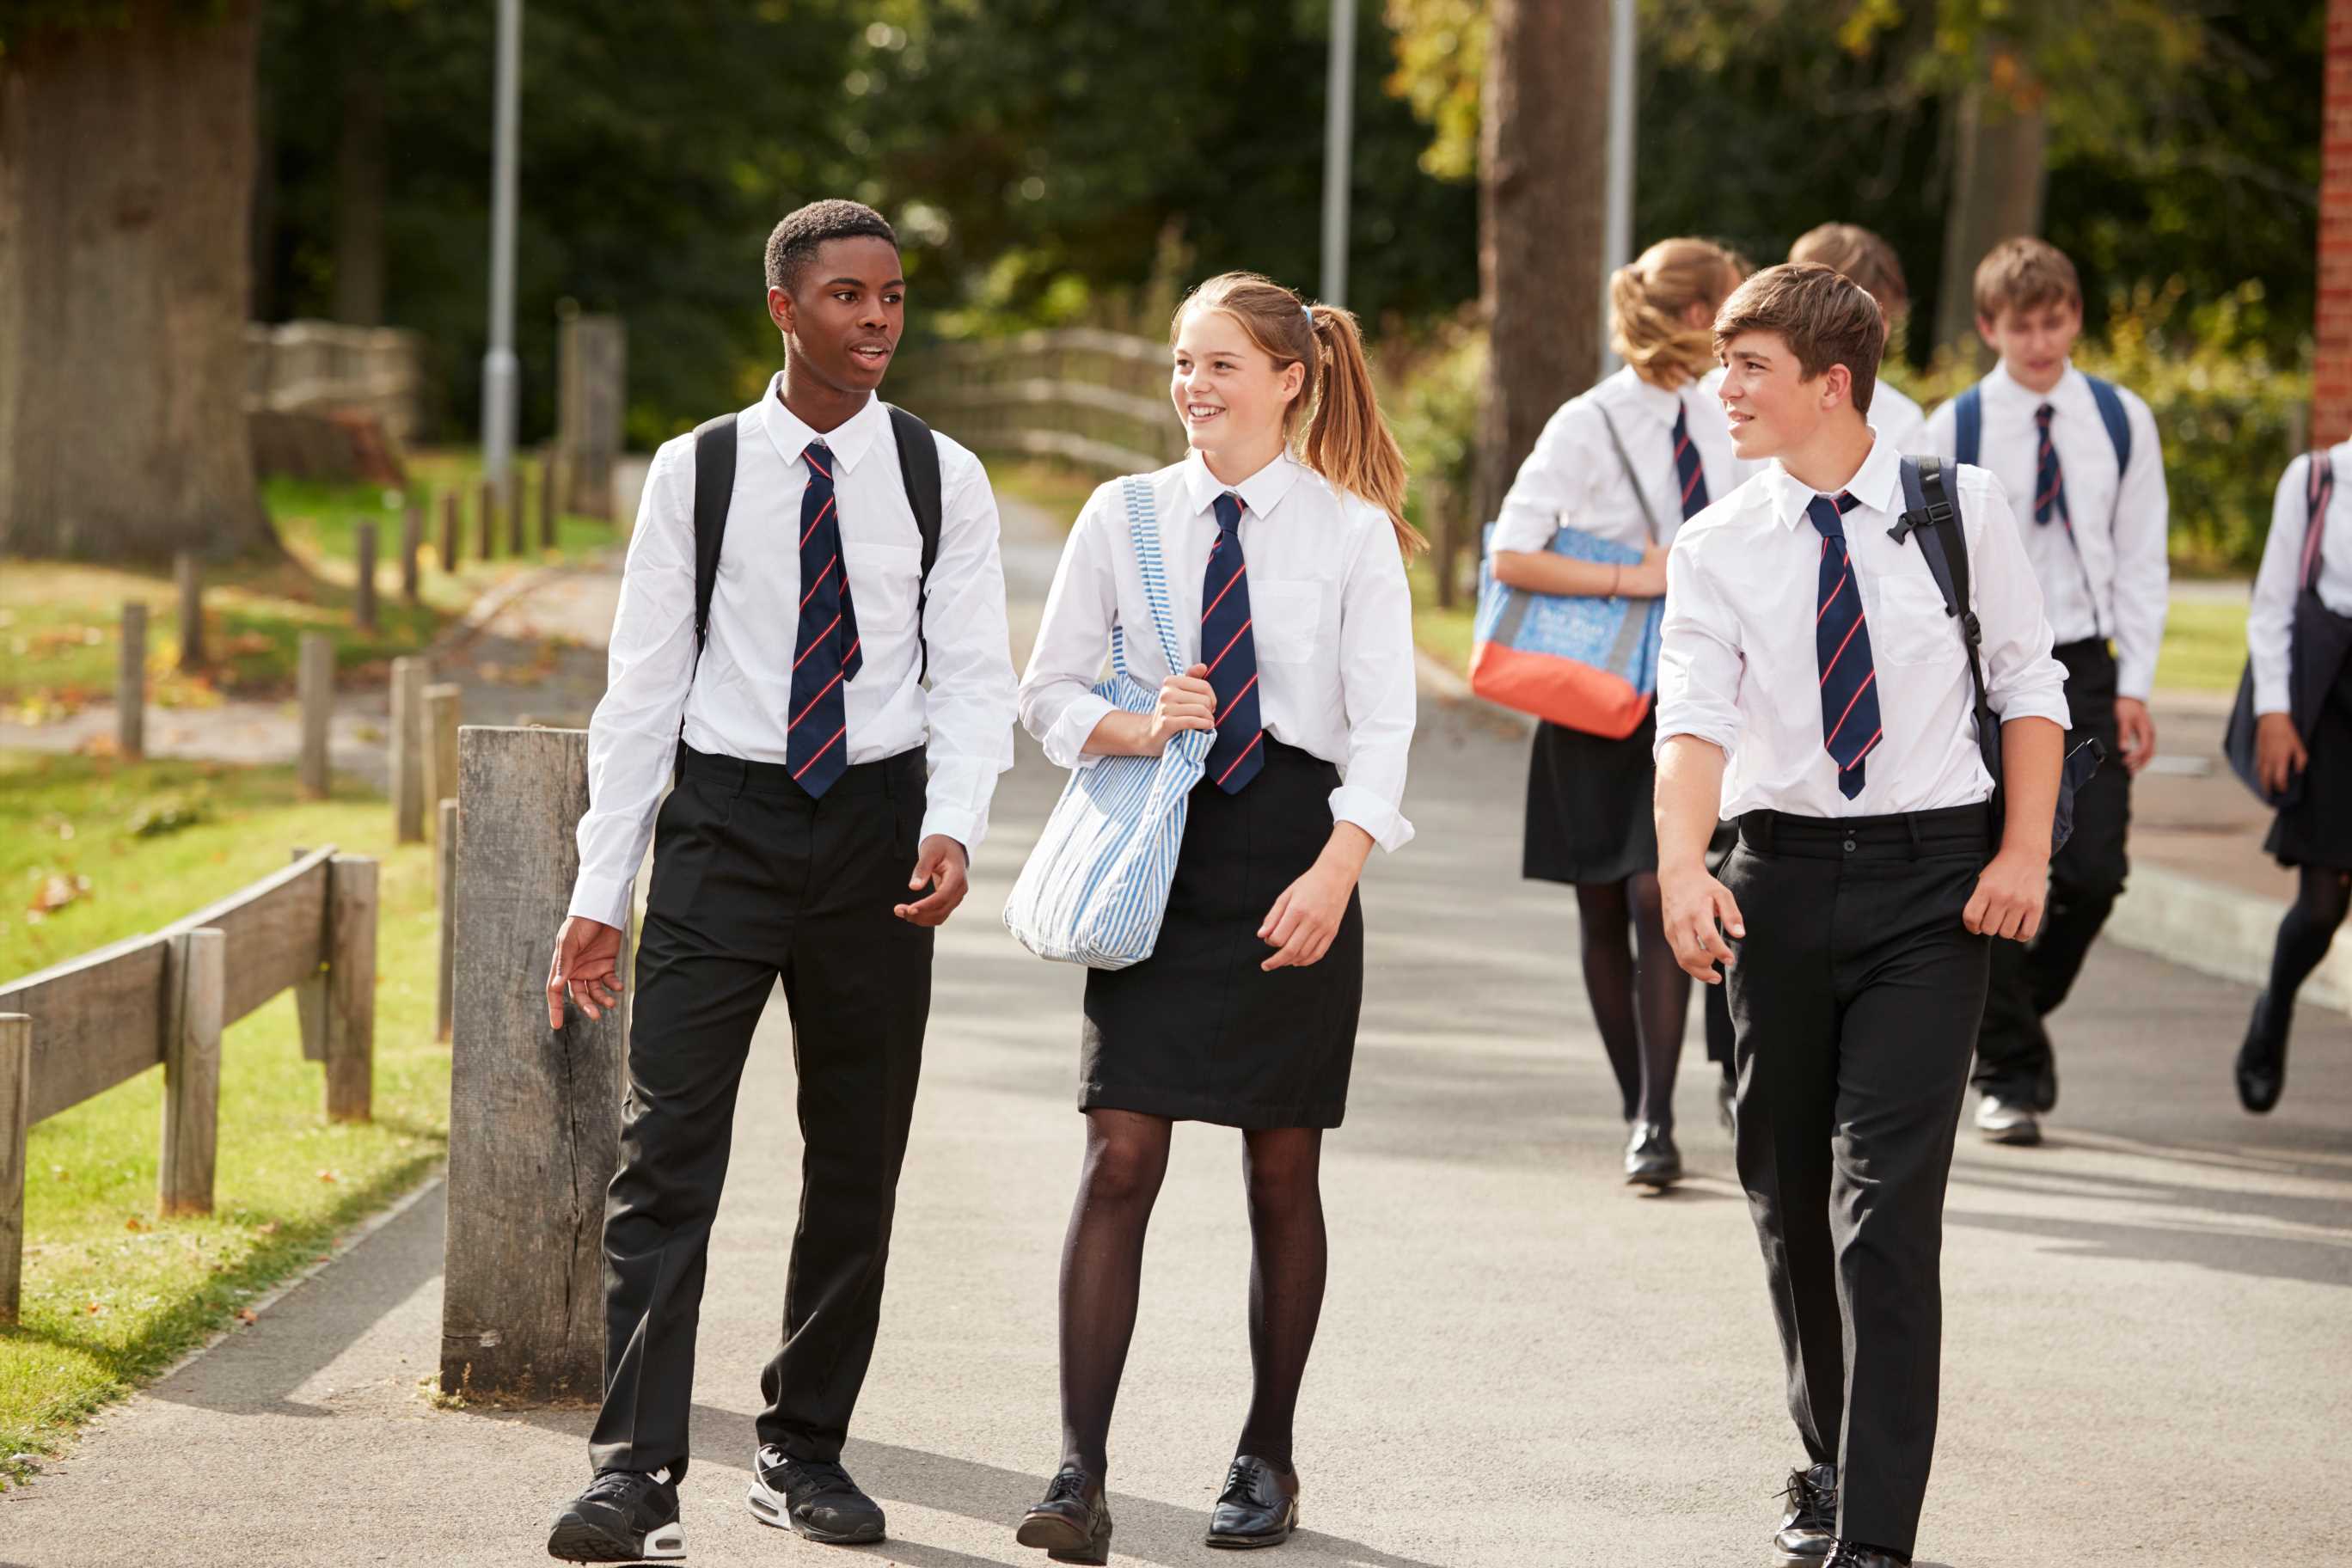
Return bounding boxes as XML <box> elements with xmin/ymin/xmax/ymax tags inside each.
<box><xmin>1922</xmin><ymin>236</ymin><xmax>2170</xmax><ymax>1146</ymax></box>
<box><xmin>1656</xmin><ymin>262</ymin><xmax>2067</xmax><ymax>1568</ymax></box>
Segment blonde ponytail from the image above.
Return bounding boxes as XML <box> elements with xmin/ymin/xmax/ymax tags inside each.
<box><xmin>1610</xmin><ymin>236</ymin><xmax>1743</xmax><ymax>389</ymax></box>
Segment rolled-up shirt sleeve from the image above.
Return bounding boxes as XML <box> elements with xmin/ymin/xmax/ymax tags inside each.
<box><xmin>1330</xmin><ymin>512</ymin><xmax>1417</xmax><ymax>852</ymax></box>
<box><xmin>916</xmin><ymin>445</ymin><xmax>1018</xmax><ymax>852</ymax></box>
<box><xmin>1654</xmin><ymin>532</ymin><xmax>1744</xmax><ymax>759</ymax></box>
<box><xmin>2248</xmin><ymin>456</ymin><xmax>2309</xmax><ymax>716</ymax></box>
<box><xmin>568</xmin><ymin>435</ymin><xmax>698</xmax><ymax>929</ymax></box>
<box><xmin>1964</xmin><ymin>473</ymin><xmax>2072</xmax><ymax>731</ymax></box>
<box><xmin>1017</xmin><ymin>482</ymin><xmax>1121</xmax><ymax>769</ymax></box>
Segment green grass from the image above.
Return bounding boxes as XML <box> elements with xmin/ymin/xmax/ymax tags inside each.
<box><xmin>0</xmin><ymin>750</ymin><xmax>449</xmax><ymax>1479</ymax></box>
<box><xmin>2153</xmin><ymin>596</ymin><xmax>2250</xmax><ymax>693</ymax></box>
<box><xmin>990</xmin><ymin>459</ymin><xmax>1106</xmax><ymax>527</ymax></box>
<box><xmin>0</xmin><ymin>448</ymin><xmax>617</xmax><ymax>716</ymax></box>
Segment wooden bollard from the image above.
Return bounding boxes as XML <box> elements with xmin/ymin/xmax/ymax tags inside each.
<box><xmin>539</xmin><ymin>446</ymin><xmax>560</xmax><ymax>549</ymax></box>
<box><xmin>422</xmin><ymin>683</ymin><xmax>462</xmax><ymax>840</ymax></box>
<box><xmin>401</xmin><ymin>503</ymin><xmax>423</xmax><ymax>603</ymax></box>
<box><xmin>477</xmin><ymin>478</ymin><xmax>498</xmax><ymax>561</ymax></box>
<box><xmin>324</xmin><ymin>854</ymin><xmax>378</xmax><ymax>1122</ymax></box>
<box><xmin>175</xmin><ymin>552</ymin><xmax>204</xmax><ymax>668</ymax></box>
<box><xmin>118</xmin><ymin>602</ymin><xmax>147</xmax><ymax>760</ymax></box>
<box><xmin>0</xmin><ymin>1014</ymin><xmax>28</xmax><ymax>1324</ymax></box>
<box><xmin>159</xmin><ymin>928</ymin><xmax>225</xmax><ymax>1216</ymax></box>
<box><xmin>441</xmin><ymin>726</ymin><xmax>628</xmax><ymax>1399</ymax></box>
<box><xmin>354</xmin><ymin>522</ymin><xmax>379</xmax><ymax>634</ymax></box>
<box><xmin>506</xmin><ymin>469</ymin><xmax>527</xmax><ymax>557</ymax></box>
<box><xmin>390</xmin><ymin>656</ymin><xmax>428</xmax><ymax>844</ymax></box>
<box><xmin>437</xmin><ymin>797</ymin><xmax>457</xmax><ymax>1043</ymax></box>
<box><xmin>297</xmin><ymin>631</ymin><xmax>333</xmax><ymax>799</ymax></box>
<box><xmin>440</xmin><ymin>488</ymin><xmax>462</xmax><ymax>572</ymax></box>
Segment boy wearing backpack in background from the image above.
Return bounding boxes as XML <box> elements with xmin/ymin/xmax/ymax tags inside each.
<box><xmin>1923</xmin><ymin>237</ymin><xmax>2171</xmax><ymax>1148</ymax></box>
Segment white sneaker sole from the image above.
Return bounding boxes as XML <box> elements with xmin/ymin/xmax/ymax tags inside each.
<box><xmin>746</xmin><ymin>1478</ymin><xmax>886</xmax><ymax>1544</ymax></box>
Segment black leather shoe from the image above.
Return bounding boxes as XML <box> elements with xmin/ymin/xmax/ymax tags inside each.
<box><xmin>1624</xmin><ymin>1121</ymin><xmax>1682</xmax><ymax>1188</ymax></box>
<box><xmin>2238</xmin><ymin>990</ymin><xmax>2288</xmax><ymax>1113</ymax></box>
<box><xmin>1016</xmin><ymin>1466</ymin><xmax>1113</xmax><ymax>1565</ymax></box>
<box><xmin>548</xmin><ymin>1467</ymin><xmax>683</xmax><ymax>1562</ymax></box>
<box><xmin>746</xmin><ymin>1445</ymin><xmax>886</xmax><ymax>1544</ymax></box>
<box><xmin>1824</xmin><ymin>1541</ymin><xmax>1909</xmax><ymax>1567</ymax></box>
<box><xmin>1769</xmin><ymin>1461</ymin><xmax>1836</xmax><ymax>1565</ymax></box>
<box><xmin>1205</xmin><ymin>1455</ymin><xmax>1299</xmax><ymax>1549</ymax></box>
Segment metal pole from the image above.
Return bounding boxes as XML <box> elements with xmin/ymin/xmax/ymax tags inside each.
<box><xmin>480</xmin><ymin>0</ymin><xmax>522</xmax><ymax>485</ymax></box>
<box><xmin>1320</xmin><ymin>0</ymin><xmax>1357</xmax><ymax>309</ymax></box>
<box><xmin>1599</xmin><ymin>0</ymin><xmax>1638</xmax><ymax>377</ymax></box>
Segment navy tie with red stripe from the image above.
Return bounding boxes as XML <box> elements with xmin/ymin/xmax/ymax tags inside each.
<box><xmin>1808</xmin><ymin>491</ymin><xmax>1879</xmax><ymax>800</ymax></box>
<box><xmin>787</xmin><ymin>438</ymin><xmax>861</xmax><ymax>796</ymax></box>
<box><xmin>1201</xmin><ymin>492</ymin><xmax>1264</xmax><ymax>793</ymax></box>
<box><xmin>2032</xmin><ymin>402</ymin><xmax>2070</xmax><ymax>529</ymax></box>
<box><xmin>1672</xmin><ymin>404</ymin><xmax>1709</xmax><ymax>520</ymax></box>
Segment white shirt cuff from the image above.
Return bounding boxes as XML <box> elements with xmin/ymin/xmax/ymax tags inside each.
<box><xmin>1042</xmin><ymin>692</ymin><xmax>1118</xmax><ymax>770</ymax></box>
<box><xmin>1653</xmin><ymin>721</ymin><xmax>1737</xmax><ymax>763</ymax></box>
<box><xmin>567</xmin><ymin>872</ymin><xmax>636</xmax><ymax>931</ymax></box>
<box><xmin>919</xmin><ymin>804</ymin><xmax>983</xmax><ymax>855</ymax></box>
<box><xmin>1997</xmin><ymin>690</ymin><xmax>2073</xmax><ymax>732</ymax></box>
<box><xmin>2254</xmin><ymin>675</ymin><xmax>2291</xmax><ymax>716</ymax></box>
<box><xmin>1329</xmin><ymin>783</ymin><xmax>1413</xmax><ymax>853</ymax></box>
<box><xmin>2115</xmin><ymin>658</ymin><xmax>2157</xmax><ymax>704</ymax></box>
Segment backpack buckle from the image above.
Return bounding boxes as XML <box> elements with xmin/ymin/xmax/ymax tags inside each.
<box><xmin>1887</xmin><ymin>498</ymin><xmax>1953</xmax><ymax>545</ymax></box>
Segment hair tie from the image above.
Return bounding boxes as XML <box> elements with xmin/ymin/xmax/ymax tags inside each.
<box><xmin>1302</xmin><ymin>303</ymin><xmax>1316</xmax><ymax>328</ymax></box>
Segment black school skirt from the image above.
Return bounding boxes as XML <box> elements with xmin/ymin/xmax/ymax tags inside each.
<box><xmin>1080</xmin><ymin>736</ymin><xmax>1364</xmax><ymax>1130</ymax></box>
<box><xmin>1523</xmin><ymin>713</ymin><xmax>1658</xmax><ymax>886</ymax></box>
<box><xmin>2269</xmin><ymin>643</ymin><xmax>2352</xmax><ymax>870</ymax></box>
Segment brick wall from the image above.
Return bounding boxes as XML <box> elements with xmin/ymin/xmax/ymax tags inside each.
<box><xmin>2318</xmin><ymin>0</ymin><xmax>2352</xmax><ymax>444</ymax></box>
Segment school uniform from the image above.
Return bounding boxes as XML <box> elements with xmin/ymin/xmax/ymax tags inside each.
<box><xmin>1018</xmin><ymin>450</ymin><xmax>1415</xmax><ymax>1129</ymax></box>
<box><xmin>568</xmin><ymin>382</ymin><xmax>1017</xmax><ymax>1478</ymax></box>
<box><xmin>1657</xmin><ymin>432</ymin><xmax>2067</xmax><ymax>1559</ymax></box>
<box><xmin>1494</xmin><ymin>365</ymin><xmax>1742</xmax><ymax>885</ymax></box>
<box><xmin>1923</xmin><ymin>360</ymin><xmax>2168</xmax><ymax>1108</ymax></box>
<box><xmin>1871</xmin><ymin>379</ymin><xmax>1929</xmax><ymax>455</ymax></box>
<box><xmin>2251</xmin><ymin>444</ymin><xmax>2352</xmax><ymax>868</ymax></box>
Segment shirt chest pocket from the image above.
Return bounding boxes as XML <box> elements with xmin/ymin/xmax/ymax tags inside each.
<box><xmin>1249</xmin><ymin>579</ymin><xmax>1324</xmax><ymax>665</ymax></box>
<box><xmin>842</xmin><ymin>540</ymin><xmax>923</xmax><ymax>630</ymax></box>
<box><xmin>1867</xmin><ymin>573</ymin><xmax>1957</xmax><ymax>667</ymax></box>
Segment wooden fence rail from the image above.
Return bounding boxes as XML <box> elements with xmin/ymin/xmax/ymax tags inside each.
<box><xmin>0</xmin><ymin>845</ymin><xmax>377</xmax><ymax>1321</ymax></box>
<box><xmin>891</xmin><ymin>327</ymin><xmax>1185</xmax><ymax>479</ymax></box>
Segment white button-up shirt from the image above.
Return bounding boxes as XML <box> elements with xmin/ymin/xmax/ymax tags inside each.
<box><xmin>1017</xmin><ymin>450</ymin><xmax>1417</xmax><ymax>851</ymax></box>
<box><xmin>567</xmin><ymin>382</ymin><xmax>1018</xmax><ymax>928</ymax></box>
<box><xmin>1871</xmin><ymin>379</ymin><xmax>1929</xmax><ymax>455</ymax></box>
<box><xmin>1656</xmin><ymin>432</ymin><xmax>2070</xmax><ymax>819</ymax></box>
<box><xmin>1493</xmin><ymin>366</ymin><xmax>1744</xmax><ymax>554</ymax></box>
<box><xmin>2249</xmin><ymin>444</ymin><xmax>2352</xmax><ymax>715</ymax></box>
<box><xmin>1920</xmin><ymin>360</ymin><xmax>2171</xmax><ymax>698</ymax></box>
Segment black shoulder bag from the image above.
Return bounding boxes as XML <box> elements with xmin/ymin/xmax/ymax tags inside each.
<box><xmin>1890</xmin><ymin>456</ymin><xmax>2104</xmax><ymax>854</ymax></box>
<box><xmin>2223</xmin><ymin>450</ymin><xmax>2348</xmax><ymax>809</ymax></box>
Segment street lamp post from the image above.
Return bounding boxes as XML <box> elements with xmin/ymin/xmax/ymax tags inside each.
<box><xmin>1600</xmin><ymin>0</ymin><xmax>1636</xmax><ymax>377</ymax></box>
<box><xmin>481</xmin><ymin>0</ymin><xmax>522</xmax><ymax>484</ymax></box>
<box><xmin>1320</xmin><ymin>0</ymin><xmax>1357</xmax><ymax>309</ymax></box>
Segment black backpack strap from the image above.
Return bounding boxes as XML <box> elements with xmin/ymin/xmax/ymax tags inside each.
<box><xmin>690</xmin><ymin>413</ymin><xmax>739</xmax><ymax>666</ymax></box>
<box><xmin>1895</xmin><ymin>456</ymin><xmax>2003</xmax><ymax>793</ymax></box>
<box><xmin>885</xmin><ymin>404</ymin><xmax>945</xmax><ymax>683</ymax></box>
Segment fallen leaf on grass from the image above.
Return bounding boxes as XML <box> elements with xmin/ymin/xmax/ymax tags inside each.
<box><xmin>316</xmin><ymin>1169</ymin><xmax>340</xmax><ymax>1184</ymax></box>
<box><xmin>257</xmin><ymin>1221</ymin><xmax>279</xmax><ymax>1234</ymax></box>
<box><xmin>238</xmin><ymin>1308</ymin><xmax>258</xmax><ymax>1325</ymax></box>
<box><xmin>124</xmin><ymin>1216</ymin><xmax>144</xmax><ymax>1232</ymax></box>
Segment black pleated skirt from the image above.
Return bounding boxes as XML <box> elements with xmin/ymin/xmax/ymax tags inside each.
<box><xmin>2269</xmin><ymin>644</ymin><xmax>2352</xmax><ymax>870</ymax></box>
<box><xmin>1080</xmin><ymin>736</ymin><xmax>1364</xmax><ymax>1130</ymax></box>
<box><xmin>1523</xmin><ymin>713</ymin><xmax>1658</xmax><ymax>885</ymax></box>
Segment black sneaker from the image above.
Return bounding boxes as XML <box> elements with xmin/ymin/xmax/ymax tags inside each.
<box><xmin>745</xmin><ymin>1444</ymin><xmax>887</xmax><ymax>1545</ymax></box>
<box><xmin>548</xmin><ymin>1467</ymin><xmax>684</xmax><ymax>1563</ymax></box>
<box><xmin>1770</xmin><ymin>1461</ymin><xmax>1836</xmax><ymax>1565</ymax></box>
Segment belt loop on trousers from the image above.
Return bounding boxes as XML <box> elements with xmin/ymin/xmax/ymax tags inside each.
<box><xmin>1743</xmin><ymin>810</ymin><xmax>1775</xmax><ymax>855</ymax></box>
<box><xmin>719</xmin><ymin>750</ymin><xmax>749</xmax><ymax>797</ymax></box>
<box><xmin>1905</xmin><ymin>814</ymin><xmax>1923</xmax><ymax>857</ymax></box>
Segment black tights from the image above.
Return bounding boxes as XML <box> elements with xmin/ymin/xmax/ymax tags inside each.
<box><xmin>1574</xmin><ymin>873</ymin><xmax>1693</xmax><ymax>1126</ymax></box>
<box><xmin>2265</xmin><ymin>866</ymin><xmax>2352</xmax><ymax>1030</ymax></box>
<box><xmin>1056</xmin><ymin>1110</ymin><xmax>1325</xmax><ymax>1478</ymax></box>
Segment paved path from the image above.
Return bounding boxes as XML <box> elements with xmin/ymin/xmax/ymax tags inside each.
<box><xmin>4</xmin><ymin>504</ymin><xmax>2349</xmax><ymax>1567</ymax></box>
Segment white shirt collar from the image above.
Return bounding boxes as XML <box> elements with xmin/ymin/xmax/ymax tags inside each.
<box><xmin>1761</xmin><ymin>430</ymin><xmax>1904</xmax><ymax>530</ymax></box>
<box><xmin>757</xmin><ymin>376</ymin><xmax>885</xmax><ymax>473</ymax></box>
<box><xmin>1982</xmin><ymin>357</ymin><xmax>2080</xmax><ymax>411</ymax></box>
<box><xmin>1182</xmin><ymin>447</ymin><xmax>1305</xmax><ymax>521</ymax></box>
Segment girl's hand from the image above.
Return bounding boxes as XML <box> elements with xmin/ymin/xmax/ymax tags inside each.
<box><xmin>1145</xmin><ymin>663</ymin><xmax>1216</xmax><ymax>754</ymax></box>
<box><xmin>1259</xmin><ymin>860</ymin><xmax>1357</xmax><ymax>971</ymax></box>
<box><xmin>2257</xmin><ymin>711</ymin><xmax>2306</xmax><ymax>798</ymax></box>
<box><xmin>1619</xmin><ymin>544</ymin><xmax>1670</xmax><ymax>599</ymax></box>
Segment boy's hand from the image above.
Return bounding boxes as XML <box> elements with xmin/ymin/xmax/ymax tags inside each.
<box><xmin>1660</xmin><ymin>863</ymin><xmax>1743</xmax><ymax>983</ymax></box>
<box><xmin>547</xmin><ymin>916</ymin><xmax>625</xmax><ymax>1027</ymax></box>
<box><xmin>894</xmin><ymin>835</ymin><xmax>969</xmax><ymax>927</ymax></box>
<box><xmin>1963</xmin><ymin>848</ymin><xmax>2048</xmax><ymax>942</ymax></box>
<box><xmin>2114</xmin><ymin>697</ymin><xmax>2157</xmax><ymax>775</ymax></box>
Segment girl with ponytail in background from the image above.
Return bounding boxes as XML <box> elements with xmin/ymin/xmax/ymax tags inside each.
<box><xmin>1011</xmin><ymin>272</ymin><xmax>1421</xmax><ymax>1560</ymax></box>
<box><xmin>1490</xmin><ymin>236</ymin><xmax>1746</xmax><ymax>1189</ymax></box>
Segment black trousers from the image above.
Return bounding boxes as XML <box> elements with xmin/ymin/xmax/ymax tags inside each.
<box><xmin>587</xmin><ymin>744</ymin><xmax>934</xmax><ymax>1480</ymax></box>
<box><xmin>1974</xmin><ymin>638</ymin><xmax>2129</xmax><ymax>1106</ymax></box>
<box><xmin>1722</xmin><ymin>805</ymin><xmax>1992</xmax><ymax>1559</ymax></box>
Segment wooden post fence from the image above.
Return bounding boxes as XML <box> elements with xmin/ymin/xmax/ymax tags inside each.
<box><xmin>401</xmin><ymin>502</ymin><xmax>423</xmax><ymax>603</ymax></box>
<box><xmin>441</xmin><ymin>488</ymin><xmax>462</xmax><ymax>572</ymax></box>
<box><xmin>298</xmin><ymin>631</ymin><xmax>333</xmax><ymax>799</ymax></box>
<box><xmin>285</xmin><ymin>847</ymin><xmax>377</xmax><ymax>1122</ymax></box>
<box><xmin>354</xmin><ymin>522</ymin><xmax>378</xmax><ymax>634</ymax></box>
<box><xmin>437</xmin><ymin>798</ymin><xmax>457</xmax><ymax>1043</ymax></box>
<box><xmin>175</xmin><ymin>552</ymin><xmax>204</xmax><ymax>668</ymax></box>
<box><xmin>506</xmin><ymin>469</ymin><xmax>527</xmax><ymax>557</ymax></box>
<box><xmin>423</xmin><ymin>683</ymin><xmax>462</xmax><ymax>840</ymax></box>
<box><xmin>477</xmin><ymin>477</ymin><xmax>498</xmax><ymax>561</ymax></box>
<box><xmin>441</xmin><ymin>726</ymin><xmax>628</xmax><ymax>1400</ymax></box>
<box><xmin>0</xmin><ymin>1015</ymin><xmax>27</xmax><ymax>1324</ymax></box>
<box><xmin>390</xmin><ymin>656</ymin><xmax>428</xmax><ymax>845</ymax></box>
<box><xmin>539</xmin><ymin>444</ymin><xmax>561</xmax><ymax>548</ymax></box>
<box><xmin>117</xmin><ymin>601</ymin><xmax>146</xmax><ymax>760</ymax></box>
<box><xmin>158</xmin><ymin>928</ymin><xmax>224</xmax><ymax>1216</ymax></box>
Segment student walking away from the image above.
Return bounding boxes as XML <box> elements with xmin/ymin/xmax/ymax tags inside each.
<box><xmin>2235</xmin><ymin>443</ymin><xmax>2352</xmax><ymax>1112</ymax></box>
<box><xmin>1923</xmin><ymin>236</ymin><xmax>2170</xmax><ymax>1146</ymax></box>
<box><xmin>1490</xmin><ymin>236</ymin><xmax>1746</xmax><ymax>1188</ymax></box>
<box><xmin>1786</xmin><ymin>223</ymin><xmax>1928</xmax><ymax>453</ymax></box>
<box><xmin>540</xmin><ymin>199</ymin><xmax>1018</xmax><ymax>1563</ymax></box>
<box><xmin>1656</xmin><ymin>263</ymin><xmax>2067</xmax><ymax>1568</ymax></box>
<box><xmin>1010</xmin><ymin>273</ymin><xmax>1418</xmax><ymax>1562</ymax></box>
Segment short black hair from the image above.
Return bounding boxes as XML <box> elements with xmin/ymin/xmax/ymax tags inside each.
<box><xmin>764</xmin><ymin>199</ymin><xmax>899</xmax><ymax>295</ymax></box>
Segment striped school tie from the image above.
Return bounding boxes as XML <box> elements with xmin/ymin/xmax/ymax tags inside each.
<box><xmin>2033</xmin><ymin>402</ymin><xmax>2070</xmax><ymax>528</ymax></box>
<box><xmin>1808</xmin><ymin>492</ymin><xmax>1879</xmax><ymax>800</ymax></box>
<box><xmin>1201</xmin><ymin>492</ymin><xmax>1264</xmax><ymax>793</ymax></box>
<box><xmin>1673</xmin><ymin>405</ymin><xmax>1709</xmax><ymax>519</ymax></box>
<box><xmin>787</xmin><ymin>438</ymin><xmax>861</xmax><ymax>796</ymax></box>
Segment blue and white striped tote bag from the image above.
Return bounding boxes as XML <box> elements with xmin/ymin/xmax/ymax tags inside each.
<box><xmin>1003</xmin><ymin>476</ymin><xmax>1212</xmax><ymax>968</ymax></box>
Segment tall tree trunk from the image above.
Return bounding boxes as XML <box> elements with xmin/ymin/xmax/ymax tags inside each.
<box><xmin>1932</xmin><ymin>64</ymin><xmax>2049</xmax><ymax>357</ymax></box>
<box><xmin>0</xmin><ymin>0</ymin><xmax>274</xmax><ymax>563</ymax></box>
<box><xmin>1474</xmin><ymin>0</ymin><xmax>1613</xmax><ymax>527</ymax></box>
<box><xmin>332</xmin><ymin>60</ymin><xmax>387</xmax><ymax>327</ymax></box>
